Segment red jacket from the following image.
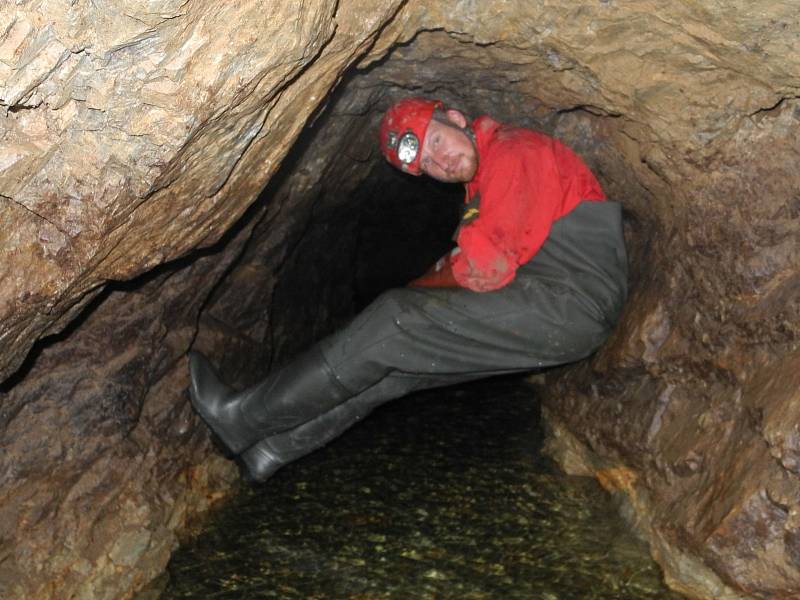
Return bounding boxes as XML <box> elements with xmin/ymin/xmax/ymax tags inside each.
<box><xmin>450</xmin><ymin>116</ymin><xmax>606</xmax><ymax>291</ymax></box>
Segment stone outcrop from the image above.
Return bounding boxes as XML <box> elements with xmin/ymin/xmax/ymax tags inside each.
<box><xmin>1</xmin><ymin>1</ymin><xmax>798</xmax><ymax>598</ymax></box>
<box><xmin>1</xmin><ymin>1</ymin><xmax>406</xmax><ymax>597</ymax></box>
<box><xmin>0</xmin><ymin>0</ymin><xmax>408</xmax><ymax>382</ymax></box>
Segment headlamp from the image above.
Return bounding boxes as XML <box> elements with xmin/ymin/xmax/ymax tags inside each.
<box><xmin>396</xmin><ymin>132</ymin><xmax>419</xmax><ymax>164</ymax></box>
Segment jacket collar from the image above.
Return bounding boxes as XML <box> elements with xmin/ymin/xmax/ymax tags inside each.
<box><xmin>466</xmin><ymin>115</ymin><xmax>502</xmax><ymax>193</ymax></box>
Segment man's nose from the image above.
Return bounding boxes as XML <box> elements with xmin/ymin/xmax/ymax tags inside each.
<box><xmin>430</xmin><ymin>149</ymin><xmax>448</xmax><ymax>171</ymax></box>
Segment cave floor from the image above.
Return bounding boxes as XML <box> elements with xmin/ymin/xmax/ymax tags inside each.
<box><xmin>155</xmin><ymin>376</ymin><xmax>687</xmax><ymax>600</ymax></box>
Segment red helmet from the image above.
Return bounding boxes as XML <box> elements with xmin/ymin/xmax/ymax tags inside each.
<box><xmin>379</xmin><ymin>97</ymin><xmax>443</xmax><ymax>175</ymax></box>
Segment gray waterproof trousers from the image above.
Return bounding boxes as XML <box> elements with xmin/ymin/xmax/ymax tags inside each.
<box><xmin>246</xmin><ymin>200</ymin><xmax>627</xmax><ymax>466</ymax></box>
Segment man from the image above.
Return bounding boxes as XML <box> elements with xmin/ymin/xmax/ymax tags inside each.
<box><xmin>188</xmin><ymin>97</ymin><xmax>627</xmax><ymax>482</ymax></box>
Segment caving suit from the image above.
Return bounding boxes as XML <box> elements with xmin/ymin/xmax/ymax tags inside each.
<box><xmin>238</xmin><ymin>116</ymin><xmax>628</xmax><ymax>477</ymax></box>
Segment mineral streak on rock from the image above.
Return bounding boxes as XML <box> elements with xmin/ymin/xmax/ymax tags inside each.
<box><xmin>1</xmin><ymin>1</ymin><xmax>799</xmax><ymax>599</ymax></box>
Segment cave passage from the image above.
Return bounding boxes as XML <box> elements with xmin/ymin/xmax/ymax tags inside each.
<box><xmin>4</xmin><ymin>6</ymin><xmax>798</xmax><ymax>599</ymax></box>
<box><xmin>351</xmin><ymin>163</ymin><xmax>463</xmax><ymax>309</ymax></box>
<box><xmin>152</xmin><ymin>376</ymin><xmax>685</xmax><ymax>599</ymax></box>
<box><xmin>147</xmin><ymin>113</ymin><xmax>676</xmax><ymax>598</ymax></box>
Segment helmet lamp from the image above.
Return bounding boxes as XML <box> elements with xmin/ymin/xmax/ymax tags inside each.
<box><xmin>396</xmin><ymin>132</ymin><xmax>419</xmax><ymax>164</ymax></box>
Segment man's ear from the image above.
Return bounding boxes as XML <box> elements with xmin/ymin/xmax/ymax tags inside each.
<box><xmin>445</xmin><ymin>109</ymin><xmax>467</xmax><ymax>129</ymax></box>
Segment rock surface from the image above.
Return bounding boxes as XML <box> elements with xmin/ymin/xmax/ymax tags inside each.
<box><xmin>0</xmin><ymin>0</ymin><xmax>406</xmax><ymax>382</ymax></box>
<box><xmin>1</xmin><ymin>1</ymin><xmax>799</xmax><ymax>598</ymax></box>
<box><xmin>1</xmin><ymin>1</ymin><xmax>405</xmax><ymax>598</ymax></box>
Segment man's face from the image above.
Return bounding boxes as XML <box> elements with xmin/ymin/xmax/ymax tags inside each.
<box><xmin>419</xmin><ymin>111</ymin><xmax>478</xmax><ymax>183</ymax></box>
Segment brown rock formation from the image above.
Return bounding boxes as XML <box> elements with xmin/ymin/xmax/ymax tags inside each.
<box><xmin>1</xmin><ymin>1</ymin><xmax>798</xmax><ymax>598</ymax></box>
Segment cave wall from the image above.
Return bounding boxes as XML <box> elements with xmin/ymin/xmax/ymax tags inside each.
<box><xmin>542</xmin><ymin>97</ymin><xmax>800</xmax><ymax>599</ymax></box>
<box><xmin>0</xmin><ymin>0</ymin><xmax>407</xmax><ymax>383</ymax></box>
<box><xmin>1</xmin><ymin>2</ymin><xmax>407</xmax><ymax>598</ymax></box>
<box><xmin>1</xmin><ymin>1</ymin><xmax>799</xmax><ymax>599</ymax></box>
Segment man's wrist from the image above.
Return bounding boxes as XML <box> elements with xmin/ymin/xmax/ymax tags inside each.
<box><xmin>409</xmin><ymin>256</ymin><xmax>459</xmax><ymax>288</ymax></box>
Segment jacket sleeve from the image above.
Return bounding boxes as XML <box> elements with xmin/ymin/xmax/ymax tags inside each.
<box><xmin>451</xmin><ymin>142</ymin><xmax>563</xmax><ymax>292</ymax></box>
<box><xmin>450</xmin><ymin>228</ymin><xmax>514</xmax><ymax>292</ymax></box>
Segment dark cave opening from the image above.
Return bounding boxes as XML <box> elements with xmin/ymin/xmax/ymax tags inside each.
<box><xmin>351</xmin><ymin>162</ymin><xmax>463</xmax><ymax>309</ymax></box>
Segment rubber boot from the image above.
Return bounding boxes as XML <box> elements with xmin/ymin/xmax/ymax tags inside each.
<box><xmin>238</xmin><ymin>438</ymin><xmax>287</xmax><ymax>483</ymax></box>
<box><xmin>238</xmin><ymin>393</ymin><xmax>373</xmax><ymax>483</ymax></box>
<box><xmin>188</xmin><ymin>346</ymin><xmax>351</xmax><ymax>456</ymax></box>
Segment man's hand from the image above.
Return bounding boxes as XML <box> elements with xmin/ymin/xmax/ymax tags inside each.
<box><xmin>408</xmin><ymin>254</ymin><xmax>460</xmax><ymax>288</ymax></box>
